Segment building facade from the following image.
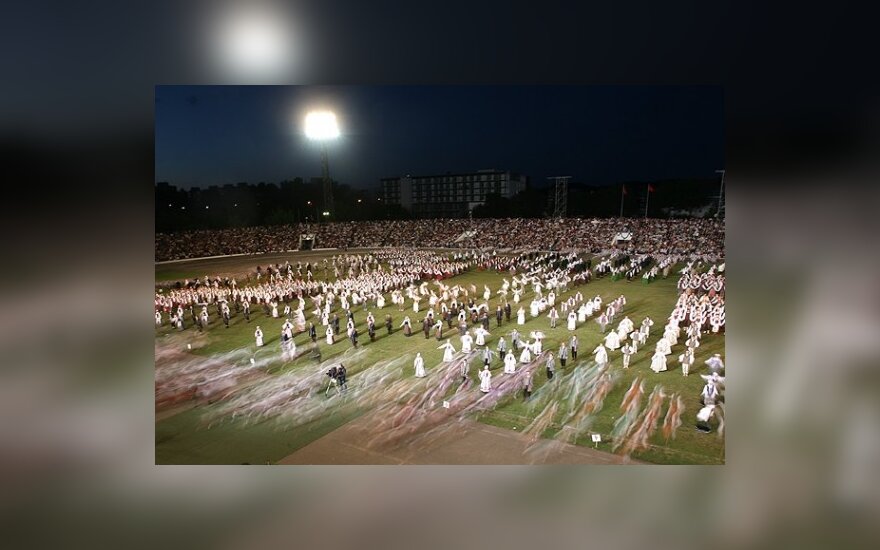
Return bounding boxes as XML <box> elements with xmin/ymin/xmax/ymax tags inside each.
<box><xmin>381</xmin><ymin>170</ymin><xmax>527</xmax><ymax>218</ymax></box>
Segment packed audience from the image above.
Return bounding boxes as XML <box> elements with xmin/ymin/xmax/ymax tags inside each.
<box><xmin>156</xmin><ymin>217</ymin><xmax>724</xmax><ymax>261</ymax></box>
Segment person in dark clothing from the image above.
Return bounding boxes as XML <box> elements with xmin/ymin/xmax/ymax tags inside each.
<box><xmin>522</xmin><ymin>371</ymin><xmax>533</xmax><ymax>400</ymax></box>
<box><xmin>504</xmin><ymin>302</ymin><xmax>512</xmax><ymax>322</ymax></box>
<box><xmin>309</xmin><ymin>322</ymin><xmax>317</xmax><ymax>342</ymax></box>
<box><xmin>336</xmin><ymin>364</ymin><xmax>348</xmax><ymax>391</ymax></box>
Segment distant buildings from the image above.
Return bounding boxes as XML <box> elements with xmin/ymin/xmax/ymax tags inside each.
<box><xmin>381</xmin><ymin>169</ymin><xmax>527</xmax><ymax>218</ymax></box>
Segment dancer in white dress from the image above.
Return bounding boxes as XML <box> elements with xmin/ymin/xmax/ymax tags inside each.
<box><xmin>530</xmin><ymin>300</ymin><xmax>540</xmax><ymax>318</ymax></box>
<box><xmin>593</xmin><ymin>344</ymin><xmax>608</xmax><ymax>367</ymax></box>
<box><xmin>326</xmin><ymin>326</ymin><xmax>334</xmax><ymax>345</ymax></box>
<box><xmin>577</xmin><ymin>304</ymin><xmax>588</xmax><ymax>323</ymax></box>
<box><xmin>503</xmin><ymin>350</ymin><xmax>517</xmax><ymax>374</ymax></box>
<box><xmin>656</xmin><ymin>336</ymin><xmax>672</xmax><ymax>356</ymax></box>
<box><xmin>474</xmin><ymin>326</ymin><xmax>490</xmax><ymax>346</ymax></box>
<box><xmin>439</xmin><ymin>341</ymin><xmax>456</xmax><ymax>362</ymax></box>
<box><xmin>461</xmin><ymin>331</ymin><xmax>474</xmax><ymax>353</ymax></box>
<box><xmin>650</xmin><ymin>349</ymin><xmax>668</xmax><ymax>373</ymax></box>
<box><xmin>255</xmin><ymin>326</ymin><xmax>264</xmax><ymax>347</ymax></box>
<box><xmin>271</xmin><ymin>302</ymin><xmax>279</xmax><ymax>318</ymax></box>
<box><xmin>479</xmin><ymin>365</ymin><xmax>492</xmax><ymax>393</ymax></box>
<box><xmin>567</xmin><ymin>311</ymin><xmax>577</xmax><ymax>331</ymax></box>
<box><xmin>520</xmin><ymin>341</ymin><xmax>533</xmax><ymax>363</ymax></box>
<box><xmin>604</xmin><ymin>330</ymin><xmax>621</xmax><ymax>350</ymax></box>
<box><xmin>617</xmin><ymin>316</ymin><xmax>633</xmax><ymax>341</ymax></box>
<box><xmin>414</xmin><ymin>353</ymin><xmax>426</xmax><ymax>378</ymax></box>
<box><xmin>517</xmin><ymin>307</ymin><xmax>526</xmax><ymax>325</ymax></box>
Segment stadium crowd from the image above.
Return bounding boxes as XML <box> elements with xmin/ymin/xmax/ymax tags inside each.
<box><xmin>155</xmin><ymin>217</ymin><xmax>725</xmax><ymax>261</ymax></box>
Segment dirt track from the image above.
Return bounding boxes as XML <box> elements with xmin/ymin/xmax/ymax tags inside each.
<box><xmin>278</xmin><ymin>409</ymin><xmax>643</xmax><ymax>465</ymax></box>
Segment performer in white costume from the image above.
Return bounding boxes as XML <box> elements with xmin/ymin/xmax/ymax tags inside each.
<box><xmin>650</xmin><ymin>349</ymin><xmax>668</xmax><ymax>373</ymax></box>
<box><xmin>479</xmin><ymin>365</ymin><xmax>492</xmax><ymax>393</ymax></box>
<box><xmin>517</xmin><ymin>307</ymin><xmax>526</xmax><ymax>325</ymax></box>
<box><xmin>567</xmin><ymin>311</ymin><xmax>577</xmax><ymax>331</ymax></box>
<box><xmin>439</xmin><ymin>341</ymin><xmax>456</xmax><ymax>362</ymax></box>
<box><xmin>655</xmin><ymin>336</ymin><xmax>672</xmax><ymax>356</ymax></box>
<box><xmin>460</xmin><ymin>331</ymin><xmax>474</xmax><ymax>353</ymax></box>
<box><xmin>577</xmin><ymin>303</ymin><xmax>588</xmax><ymax>323</ymax></box>
<box><xmin>503</xmin><ymin>350</ymin><xmax>517</xmax><ymax>374</ymax></box>
<box><xmin>326</xmin><ymin>326</ymin><xmax>334</xmax><ymax>345</ymax></box>
<box><xmin>547</xmin><ymin>307</ymin><xmax>559</xmax><ymax>328</ymax></box>
<box><xmin>520</xmin><ymin>341</ymin><xmax>533</xmax><ymax>363</ymax></box>
<box><xmin>679</xmin><ymin>347</ymin><xmax>695</xmax><ymax>376</ymax></box>
<box><xmin>604</xmin><ymin>330</ymin><xmax>621</xmax><ymax>350</ymax></box>
<box><xmin>414</xmin><ymin>353</ymin><xmax>426</xmax><ymax>378</ymax></box>
<box><xmin>255</xmin><ymin>326</ymin><xmax>264</xmax><ymax>347</ymax></box>
<box><xmin>593</xmin><ymin>344</ymin><xmax>608</xmax><ymax>367</ymax></box>
<box><xmin>474</xmin><ymin>326</ymin><xmax>490</xmax><ymax>346</ymax></box>
<box><xmin>621</xmin><ymin>342</ymin><xmax>634</xmax><ymax>369</ymax></box>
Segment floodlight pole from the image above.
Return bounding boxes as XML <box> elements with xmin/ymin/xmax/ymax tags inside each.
<box><xmin>548</xmin><ymin>176</ymin><xmax>570</xmax><ymax>218</ymax></box>
<box><xmin>321</xmin><ymin>142</ymin><xmax>334</xmax><ymax>221</ymax></box>
<box><xmin>715</xmin><ymin>169</ymin><xmax>725</xmax><ymax>217</ymax></box>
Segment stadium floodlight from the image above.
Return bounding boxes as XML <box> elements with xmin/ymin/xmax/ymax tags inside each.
<box><xmin>304</xmin><ymin>111</ymin><xmax>339</xmax><ymax>140</ymax></box>
<box><xmin>305</xmin><ymin>111</ymin><xmax>339</xmax><ymax>221</ymax></box>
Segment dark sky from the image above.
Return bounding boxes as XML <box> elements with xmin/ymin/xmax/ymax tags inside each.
<box><xmin>155</xmin><ymin>85</ymin><xmax>723</xmax><ymax>189</ymax></box>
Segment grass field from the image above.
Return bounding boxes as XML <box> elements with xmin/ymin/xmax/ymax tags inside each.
<box><xmin>155</xmin><ymin>250</ymin><xmax>724</xmax><ymax>465</ymax></box>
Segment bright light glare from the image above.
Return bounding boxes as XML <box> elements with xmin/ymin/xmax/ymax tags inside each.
<box><xmin>210</xmin><ymin>3</ymin><xmax>295</xmax><ymax>82</ymax></box>
<box><xmin>305</xmin><ymin>111</ymin><xmax>340</xmax><ymax>140</ymax></box>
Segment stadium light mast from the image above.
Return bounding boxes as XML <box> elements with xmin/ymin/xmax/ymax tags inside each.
<box><xmin>715</xmin><ymin>169</ymin><xmax>725</xmax><ymax>218</ymax></box>
<box><xmin>305</xmin><ymin>111</ymin><xmax>339</xmax><ymax>221</ymax></box>
<box><xmin>547</xmin><ymin>176</ymin><xmax>571</xmax><ymax>218</ymax></box>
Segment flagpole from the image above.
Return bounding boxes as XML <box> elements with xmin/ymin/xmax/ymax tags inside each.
<box><xmin>619</xmin><ymin>184</ymin><xmax>625</xmax><ymax>217</ymax></box>
<box><xmin>644</xmin><ymin>185</ymin><xmax>650</xmax><ymax>218</ymax></box>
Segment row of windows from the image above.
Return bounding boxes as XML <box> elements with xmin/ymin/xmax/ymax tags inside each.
<box><xmin>385</xmin><ymin>174</ymin><xmax>512</xmax><ymax>184</ymax></box>
<box><xmin>415</xmin><ymin>174</ymin><xmax>506</xmax><ymax>184</ymax></box>
<box><xmin>412</xmin><ymin>191</ymin><xmax>496</xmax><ymax>203</ymax></box>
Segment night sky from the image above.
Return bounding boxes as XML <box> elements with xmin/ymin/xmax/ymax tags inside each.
<box><xmin>155</xmin><ymin>85</ymin><xmax>723</xmax><ymax>189</ymax></box>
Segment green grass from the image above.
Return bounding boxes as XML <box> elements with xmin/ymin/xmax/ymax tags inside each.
<box><xmin>156</xmin><ymin>253</ymin><xmax>725</xmax><ymax>464</ymax></box>
<box><xmin>155</xmin><ymin>403</ymin><xmax>364</xmax><ymax>465</ymax></box>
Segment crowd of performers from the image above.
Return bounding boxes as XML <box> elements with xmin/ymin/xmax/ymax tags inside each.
<box><xmin>156</xmin><ymin>247</ymin><xmax>726</xmax><ymax>433</ymax></box>
<box><xmin>155</xmin><ymin>217</ymin><xmax>725</xmax><ymax>261</ymax></box>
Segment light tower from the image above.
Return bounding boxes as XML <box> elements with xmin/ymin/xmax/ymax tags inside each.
<box><xmin>548</xmin><ymin>176</ymin><xmax>571</xmax><ymax>218</ymax></box>
<box><xmin>715</xmin><ymin>169</ymin><xmax>725</xmax><ymax>218</ymax></box>
<box><xmin>304</xmin><ymin>111</ymin><xmax>339</xmax><ymax>221</ymax></box>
